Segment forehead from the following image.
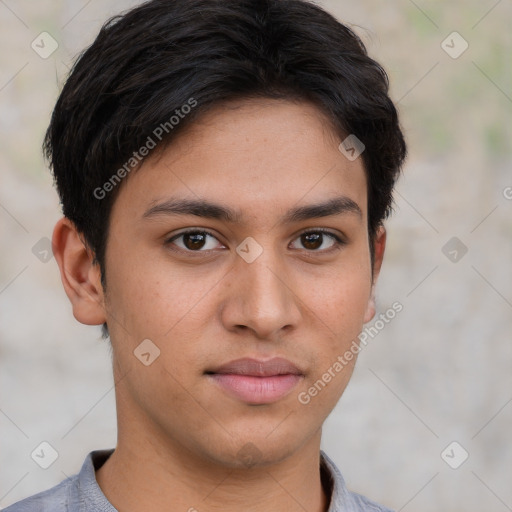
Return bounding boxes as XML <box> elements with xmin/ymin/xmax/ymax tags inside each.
<box><xmin>111</xmin><ymin>98</ymin><xmax>368</xmax><ymax>226</ymax></box>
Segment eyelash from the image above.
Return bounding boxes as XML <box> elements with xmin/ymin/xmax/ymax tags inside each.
<box><xmin>165</xmin><ymin>228</ymin><xmax>346</xmax><ymax>255</ymax></box>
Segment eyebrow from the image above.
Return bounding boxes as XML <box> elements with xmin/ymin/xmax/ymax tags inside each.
<box><xmin>142</xmin><ymin>195</ymin><xmax>362</xmax><ymax>224</ymax></box>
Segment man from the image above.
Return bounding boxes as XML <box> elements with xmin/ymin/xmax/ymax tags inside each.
<box><xmin>4</xmin><ymin>0</ymin><xmax>406</xmax><ymax>510</ymax></box>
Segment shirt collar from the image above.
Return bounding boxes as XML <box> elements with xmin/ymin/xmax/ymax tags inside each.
<box><xmin>79</xmin><ymin>448</ymin><xmax>350</xmax><ymax>512</ymax></box>
<box><xmin>77</xmin><ymin>449</ymin><xmax>116</xmax><ymax>512</ymax></box>
<box><xmin>320</xmin><ymin>449</ymin><xmax>354</xmax><ymax>511</ymax></box>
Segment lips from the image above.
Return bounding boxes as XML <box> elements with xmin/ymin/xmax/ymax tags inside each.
<box><xmin>208</xmin><ymin>357</ymin><xmax>303</xmax><ymax>377</ymax></box>
<box><xmin>206</xmin><ymin>357</ymin><xmax>304</xmax><ymax>404</ymax></box>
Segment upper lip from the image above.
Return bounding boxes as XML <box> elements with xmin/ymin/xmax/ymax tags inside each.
<box><xmin>206</xmin><ymin>357</ymin><xmax>303</xmax><ymax>377</ymax></box>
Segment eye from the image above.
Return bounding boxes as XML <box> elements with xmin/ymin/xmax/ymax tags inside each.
<box><xmin>289</xmin><ymin>229</ymin><xmax>345</xmax><ymax>252</ymax></box>
<box><xmin>165</xmin><ymin>228</ymin><xmax>345</xmax><ymax>255</ymax></box>
<box><xmin>166</xmin><ymin>229</ymin><xmax>224</xmax><ymax>252</ymax></box>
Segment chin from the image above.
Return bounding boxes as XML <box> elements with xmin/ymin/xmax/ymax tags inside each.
<box><xmin>198</xmin><ymin>429</ymin><xmax>309</xmax><ymax>470</ymax></box>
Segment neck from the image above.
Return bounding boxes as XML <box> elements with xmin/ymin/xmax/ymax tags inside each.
<box><xmin>96</xmin><ymin>430</ymin><xmax>329</xmax><ymax>512</ymax></box>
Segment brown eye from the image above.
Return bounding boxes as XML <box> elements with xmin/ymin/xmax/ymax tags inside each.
<box><xmin>301</xmin><ymin>232</ymin><xmax>323</xmax><ymax>250</ymax></box>
<box><xmin>182</xmin><ymin>232</ymin><xmax>207</xmax><ymax>250</ymax></box>
<box><xmin>166</xmin><ymin>230</ymin><xmax>222</xmax><ymax>252</ymax></box>
<box><xmin>290</xmin><ymin>230</ymin><xmax>344</xmax><ymax>252</ymax></box>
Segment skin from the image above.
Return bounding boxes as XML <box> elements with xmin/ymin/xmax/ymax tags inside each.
<box><xmin>52</xmin><ymin>98</ymin><xmax>386</xmax><ymax>512</ymax></box>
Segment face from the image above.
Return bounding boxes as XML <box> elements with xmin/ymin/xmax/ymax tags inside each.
<box><xmin>76</xmin><ymin>98</ymin><xmax>384</xmax><ymax>467</ymax></box>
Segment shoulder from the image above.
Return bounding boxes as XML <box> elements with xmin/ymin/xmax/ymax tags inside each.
<box><xmin>345</xmin><ymin>490</ymin><xmax>395</xmax><ymax>512</ymax></box>
<box><xmin>1</xmin><ymin>475</ymin><xmax>77</xmax><ymax>512</ymax></box>
<box><xmin>1</xmin><ymin>449</ymin><xmax>114</xmax><ymax>512</ymax></box>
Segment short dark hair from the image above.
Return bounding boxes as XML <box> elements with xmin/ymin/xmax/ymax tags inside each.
<box><xmin>44</xmin><ymin>0</ymin><xmax>406</xmax><ymax>337</ymax></box>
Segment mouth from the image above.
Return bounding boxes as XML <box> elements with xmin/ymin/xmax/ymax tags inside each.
<box><xmin>205</xmin><ymin>357</ymin><xmax>304</xmax><ymax>404</ymax></box>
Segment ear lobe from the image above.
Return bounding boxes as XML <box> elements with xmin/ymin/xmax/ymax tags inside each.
<box><xmin>52</xmin><ymin>217</ymin><xmax>107</xmax><ymax>325</ymax></box>
<box><xmin>363</xmin><ymin>293</ymin><xmax>377</xmax><ymax>324</ymax></box>
<box><xmin>363</xmin><ymin>225</ymin><xmax>387</xmax><ymax>324</ymax></box>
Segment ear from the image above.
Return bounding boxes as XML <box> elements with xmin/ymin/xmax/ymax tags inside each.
<box><xmin>52</xmin><ymin>217</ymin><xmax>107</xmax><ymax>325</ymax></box>
<box><xmin>363</xmin><ymin>225</ymin><xmax>386</xmax><ymax>324</ymax></box>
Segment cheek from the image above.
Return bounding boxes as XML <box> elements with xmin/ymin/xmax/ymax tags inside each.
<box><xmin>105</xmin><ymin>255</ymin><xmax>209</xmax><ymax>403</ymax></box>
<box><xmin>104</xmin><ymin>243</ymin><xmax>211</xmax><ymax>339</ymax></box>
<box><xmin>296</xmin><ymin>271</ymin><xmax>371</xmax><ymax>416</ymax></box>
<box><xmin>302</xmin><ymin>261</ymin><xmax>372</xmax><ymax>335</ymax></box>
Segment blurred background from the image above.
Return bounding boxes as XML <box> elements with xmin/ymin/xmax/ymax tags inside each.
<box><xmin>0</xmin><ymin>1</ymin><xmax>511</xmax><ymax>510</ymax></box>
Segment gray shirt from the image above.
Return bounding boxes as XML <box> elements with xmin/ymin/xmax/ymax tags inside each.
<box><xmin>2</xmin><ymin>449</ymin><xmax>394</xmax><ymax>512</ymax></box>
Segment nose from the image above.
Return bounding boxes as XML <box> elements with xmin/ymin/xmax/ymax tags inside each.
<box><xmin>219</xmin><ymin>247</ymin><xmax>302</xmax><ymax>340</ymax></box>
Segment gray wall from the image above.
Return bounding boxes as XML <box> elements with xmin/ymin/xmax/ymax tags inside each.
<box><xmin>1</xmin><ymin>1</ymin><xmax>510</xmax><ymax>510</ymax></box>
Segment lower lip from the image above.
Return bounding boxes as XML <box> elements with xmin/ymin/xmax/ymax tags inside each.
<box><xmin>209</xmin><ymin>374</ymin><xmax>302</xmax><ymax>404</ymax></box>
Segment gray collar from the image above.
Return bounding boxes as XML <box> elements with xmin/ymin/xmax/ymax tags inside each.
<box><xmin>74</xmin><ymin>448</ymin><xmax>389</xmax><ymax>512</ymax></box>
